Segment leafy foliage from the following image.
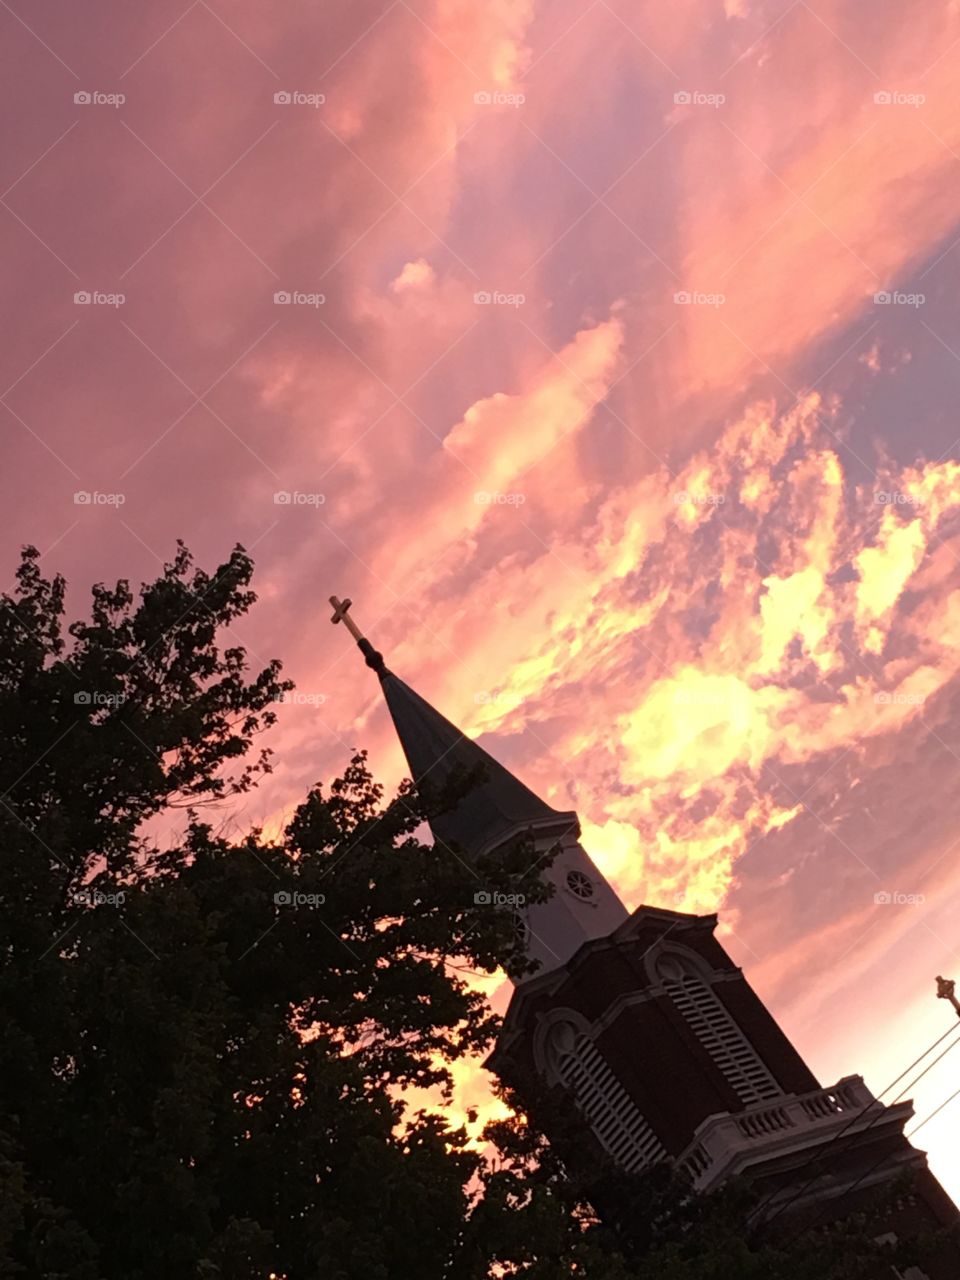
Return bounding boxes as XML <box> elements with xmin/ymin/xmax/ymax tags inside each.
<box><xmin>0</xmin><ymin>546</ymin><xmax>542</xmax><ymax>1278</ymax></box>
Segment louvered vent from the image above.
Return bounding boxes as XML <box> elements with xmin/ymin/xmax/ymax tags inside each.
<box><xmin>549</xmin><ymin>1022</ymin><xmax>666</xmax><ymax>1172</ymax></box>
<box><xmin>659</xmin><ymin>955</ymin><xmax>781</xmax><ymax>1107</ymax></box>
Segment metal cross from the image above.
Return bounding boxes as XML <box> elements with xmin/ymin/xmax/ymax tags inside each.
<box><xmin>329</xmin><ymin>595</ymin><xmax>386</xmax><ymax>674</ymax></box>
<box><xmin>329</xmin><ymin>595</ymin><xmax>363</xmax><ymax>641</ymax></box>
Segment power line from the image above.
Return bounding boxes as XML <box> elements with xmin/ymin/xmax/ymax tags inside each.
<box><xmin>906</xmin><ymin>1082</ymin><xmax>960</xmax><ymax>1142</ymax></box>
<box><xmin>746</xmin><ymin>1021</ymin><xmax>960</xmax><ymax>1233</ymax></box>
<box><xmin>754</xmin><ymin>1023</ymin><xmax>960</xmax><ymax>1233</ymax></box>
<box><xmin>793</xmin><ymin>1077</ymin><xmax>960</xmax><ymax>1244</ymax></box>
<box><xmin>747</xmin><ymin>1020</ymin><xmax>960</xmax><ymax>1231</ymax></box>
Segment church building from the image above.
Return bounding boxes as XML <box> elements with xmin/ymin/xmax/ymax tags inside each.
<box><xmin>331</xmin><ymin>598</ymin><xmax>960</xmax><ymax>1277</ymax></box>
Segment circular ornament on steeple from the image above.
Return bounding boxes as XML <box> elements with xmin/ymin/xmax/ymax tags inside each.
<box><xmin>565</xmin><ymin>869</ymin><xmax>595</xmax><ymax>900</ymax></box>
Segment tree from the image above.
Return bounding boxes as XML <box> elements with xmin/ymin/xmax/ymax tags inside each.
<box><xmin>0</xmin><ymin>544</ymin><xmax>547</xmax><ymax>1279</ymax></box>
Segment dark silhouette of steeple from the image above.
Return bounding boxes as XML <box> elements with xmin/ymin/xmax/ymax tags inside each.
<box><xmin>379</xmin><ymin>668</ymin><xmax>572</xmax><ymax>857</ymax></box>
<box><xmin>329</xmin><ymin>592</ymin><xmax>571</xmax><ymax>857</ymax></box>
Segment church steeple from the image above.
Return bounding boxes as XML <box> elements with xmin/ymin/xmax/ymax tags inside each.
<box><xmin>329</xmin><ymin>596</ymin><xmax>629</xmax><ymax>974</ymax></box>
<box><xmin>331</xmin><ymin>597</ymin><xmax>960</xmax><ymax>1272</ymax></box>
<box><xmin>379</xmin><ymin>671</ymin><xmax>574</xmax><ymax>859</ymax></box>
<box><xmin>331</xmin><ymin>594</ymin><xmax>569</xmax><ymax>855</ymax></box>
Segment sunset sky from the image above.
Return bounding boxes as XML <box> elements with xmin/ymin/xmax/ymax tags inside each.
<box><xmin>4</xmin><ymin>0</ymin><xmax>960</xmax><ymax>1200</ymax></box>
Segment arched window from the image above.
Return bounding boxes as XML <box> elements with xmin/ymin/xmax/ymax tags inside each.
<box><xmin>545</xmin><ymin>1018</ymin><xmax>666</xmax><ymax>1172</ymax></box>
<box><xmin>655</xmin><ymin>951</ymin><xmax>781</xmax><ymax>1106</ymax></box>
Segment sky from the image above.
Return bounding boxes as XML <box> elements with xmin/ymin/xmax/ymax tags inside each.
<box><xmin>4</xmin><ymin>0</ymin><xmax>960</xmax><ymax>1202</ymax></box>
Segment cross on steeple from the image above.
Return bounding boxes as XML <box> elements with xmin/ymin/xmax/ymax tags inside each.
<box><xmin>329</xmin><ymin>595</ymin><xmax>386</xmax><ymax>674</ymax></box>
<box><xmin>330</xmin><ymin>595</ymin><xmax>362</xmax><ymax>640</ymax></box>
